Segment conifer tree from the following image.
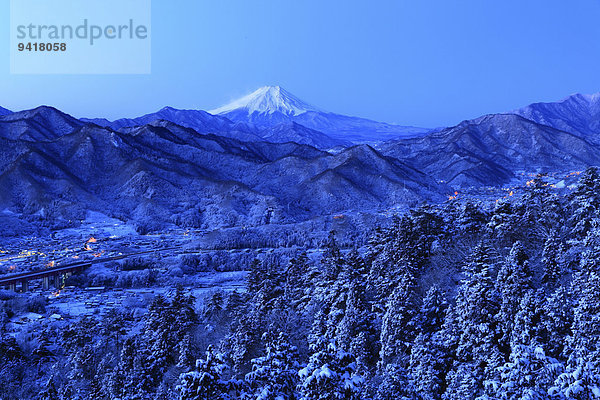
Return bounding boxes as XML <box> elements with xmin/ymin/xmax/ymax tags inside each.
<box><xmin>410</xmin><ymin>333</ymin><xmax>447</xmax><ymax>400</ymax></box>
<box><xmin>488</xmin><ymin>200</ymin><xmax>519</xmax><ymax>246</ymax></box>
<box><xmin>320</xmin><ymin>230</ymin><xmax>344</xmax><ymax>282</ymax></box>
<box><xmin>284</xmin><ymin>252</ymin><xmax>312</xmax><ymax>311</ymax></box>
<box><xmin>376</xmin><ymin>363</ymin><xmax>414</xmax><ymax>400</ymax></box>
<box><xmin>204</xmin><ymin>291</ymin><xmax>225</xmax><ymax>322</ymax></box>
<box><xmin>444</xmin><ymin>244</ymin><xmax>501</xmax><ymax>399</ymax></box>
<box><xmin>336</xmin><ymin>280</ymin><xmax>378</xmax><ymax>369</ymax></box>
<box><xmin>409</xmin><ymin>286</ymin><xmax>449</xmax><ymax>400</ymax></box>
<box><xmin>456</xmin><ymin>201</ymin><xmax>488</xmax><ymax>236</ymax></box>
<box><xmin>542</xmin><ymin>286</ymin><xmax>574</xmax><ymax>360</ymax></box>
<box><xmin>178</xmin><ymin>334</ymin><xmax>195</xmax><ymax>371</ymax></box>
<box><xmin>493</xmin><ymin>344</ymin><xmax>563</xmax><ymax>400</ymax></box>
<box><xmin>517</xmin><ymin>175</ymin><xmax>563</xmax><ymax>242</ymax></box>
<box><xmin>541</xmin><ymin>233</ymin><xmax>564</xmax><ymax>288</ymax></box>
<box><xmin>177</xmin><ymin>345</ymin><xmax>237</xmax><ymax>400</ymax></box>
<box><xmin>510</xmin><ymin>290</ymin><xmax>544</xmax><ymax>348</ymax></box>
<box><xmin>380</xmin><ymin>274</ymin><xmax>420</xmax><ymax>365</ymax></box>
<box><xmin>244</xmin><ymin>333</ymin><xmax>300</xmax><ymax>400</ymax></box>
<box><xmin>298</xmin><ymin>339</ymin><xmax>364</xmax><ymax>400</ymax></box>
<box><xmin>496</xmin><ymin>241</ymin><xmax>533</xmax><ymax>350</ymax></box>
<box><xmin>443</xmin><ymin>363</ymin><xmax>481</xmax><ymax>400</ymax></box>
<box><xmin>554</xmin><ymin>271</ymin><xmax>600</xmax><ymax>399</ymax></box>
<box><xmin>569</xmin><ymin>167</ymin><xmax>600</xmax><ymax>240</ymax></box>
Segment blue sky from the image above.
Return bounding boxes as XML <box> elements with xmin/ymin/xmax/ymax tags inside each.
<box><xmin>1</xmin><ymin>0</ymin><xmax>600</xmax><ymax>128</ymax></box>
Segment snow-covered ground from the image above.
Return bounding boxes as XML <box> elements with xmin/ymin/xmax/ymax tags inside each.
<box><xmin>54</xmin><ymin>210</ymin><xmax>138</xmax><ymax>240</ymax></box>
<box><xmin>47</xmin><ymin>271</ymin><xmax>246</xmax><ymax>318</ymax></box>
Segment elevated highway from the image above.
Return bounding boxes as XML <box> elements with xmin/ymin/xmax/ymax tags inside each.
<box><xmin>0</xmin><ymin>247</ymin><xmax>181</xmax><ymax>291</ymax></box>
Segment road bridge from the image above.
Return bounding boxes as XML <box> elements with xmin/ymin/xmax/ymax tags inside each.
<box><xmin>0</xmin><ymin>247</ymin><xmax>181</xmax><ymax>292</ymax></box>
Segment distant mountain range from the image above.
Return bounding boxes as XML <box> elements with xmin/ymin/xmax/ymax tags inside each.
<box><xmin>0</xmin><ymin>106</ymin><xmax>444</xmax><ymax>229</ymax></box>
<box><xmin>1</xmin><ymin>90</ymin><xmax>600</xmax><ymax>228</ymax></box>
<box><xmin>0</xmin><ymin>107</ymin><xmax>11</xmax><ymax>116</ymax></box>
<box><xmin>82</xmin><ymin>106</ymin><xmax>265</xmax><ymax>143</ymax></box>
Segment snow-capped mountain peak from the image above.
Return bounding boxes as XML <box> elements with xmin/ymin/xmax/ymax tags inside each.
<box><xmin>209</xmin><ymin>85</ymin><xmax>429</xmax><ymax>142</ymax></box>
<box><xmin>210</xmin><ymin>85</ymin><xmax>319</xmax><ymax>116</ymax></box>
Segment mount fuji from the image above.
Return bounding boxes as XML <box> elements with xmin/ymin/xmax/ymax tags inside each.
<box><xmin>210</xmin><ymin>86</ymin><xmax>430</xmax><ymax>143</ymax></box>
<box><xmin>210</xmin><ymin>85</ymin><xmax>319</xmax><ymax>117</ymax></box>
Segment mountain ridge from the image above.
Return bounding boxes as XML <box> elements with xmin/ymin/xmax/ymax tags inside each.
<box><xmin>512</xmin><ymin>92</ymin><xmax>600</xmax><ymax>142</ymax></box>
<box><xmin>381</xmin><ymin>112</ymin><xmax>600</xmax><ymax>186</ymax></box>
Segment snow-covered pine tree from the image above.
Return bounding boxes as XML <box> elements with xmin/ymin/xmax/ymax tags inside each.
<box><xmin>410</xmin><ymin>333</ymin><xmax>447</xmax><ymax>400</ymax></box>
<box><xmin>88</xmin><ymin>374</ymin><xmax>104</xmax><ymax>400</ymax></box>
<box><xmin>145</xmin><ymin>294</ymin><xmax>170</xmax><ymax>338</ymax></box>
<box><xmin>253</xmin><ymin>260</ymin><xmax>285</xmax><ymax>312</ymax></box>
<box><xmin>227</xmin><ymin>310</ymin><xmax>263</xmax><ymax>373</ymax></box>
<box><xmin>488</xmin><ymin>200</ymin><xmax>519</xmax><ymax>246</ymax></box>
<box><xmin>443</xmin><ymin>243</ymin><xmax>502</xmax><ymax>400</ymax></box>
<box><xmin>409</xmin><ymin>285</ymin><xmax>449</xmax><ymax>400</ymax></box>
<box><xmin>178</xmin><ymin>334</ymin><xmax>195</xmax><ymax>371</ymax></box>
<box><xmin>578</xmin><ymin>221</ymin><xmax>600</xmax><ymax>277</ymax></box>
<box><xmin>496</xmin><ymin>241</ymin><xmax>533</xmax><ymax>351</ymax></box>
<box><xmin>226</xmin><ymin>290</ymin><xmax>248</xmax><ymax>318</ymax></box>
<box><xmin>244</xmin><ymin>332</ymin><xmax>300</xmax><ymax>400</ymax></box>
<box><xmin>379</xmin><ymin>273</ymin><xmax>420</xmax><ymax>366</ymax></box>
<box><xmin>442</xmin><ymin>363</ymin><xmax>481</xmax><ymax>400</ymax></box>
<box><xmin>106</xmin><ymin>338</ymin><xmax>137</xmax><ymax>399</ymax></box>
<box><xmin>172</xmin><ymin>285</ymin><xmax>198</xmax><ymax>340</ymax></box>
<box><xmin>510</xmin><ymin>290</ymin><xmax>544</xmax><ymax>348</ymax></box>
<box><xmin>517</xmin><ymin>175</ymin><xmax>563</xmax><ymax>242</ymax></box>
<box><xmin>487</xmin><ymin>291</ymin><xmax>564</xmax><ymax>399</ymax></box>
<box><xmin>148</xmin><ymin>327</ymin><xmax>171</xmax><ymax>380</ymax></box>
<box><xmin>298</xmin><ymin>339</ymin><xmax>364</xmax><ymax>400</ymax></box>
<box><xmin>320</xmin><ymin>230</ymin><xmax>344</xmax><ymax>282</ymax></box>
<box><xmin>335</xmin><ymin>278</ymin><xmax>378</xmax><ymax>369</ymax></box>
<box><xmin>284</xmin><ymin>251</ymin><xmax>312</xmax><ymax>311</ymax></box>
<box><xmin>132</xmin><ymin>343</ymin><xmax>158</xmax><ymax>398</ymax></box>
<box><xmin>375</xmin><ymin>363</ymin><xmax>415</xmax><ymax>400</ymax></box>
<box><xmin>367</xmin><ymin>215</ymin><xmax>427</xmax><ymax>306</ymax></box>
<box><xmin>31</xmin><ymin>331</ymin><xmax>55</xmax><ymax>367</ymax></box>
<box><xmin>569</xmin><ymin>167</ymin><xmax>600</xmax><ymax>240</ymax></box>
<box><xmin>455</xmin><ymin>201</ymin><xmax>488</xmax><ymax>237</ymax></box>
<box><xmin>418</xmin><ymin>285</ymin><xmax>445</xmax><ymax>330</ymax></box>
<box><xmin>247</xmin><ymin>258</ymin><xmax>267</xmax><ymax>294</ymax></box>
<box><xmin>542</xmin><ymin>286</ymin><xmax>574</xmax><ymax>360</ymax></box>
<box><xmin>492</xmin><ymin>344</ymin><xmax>563</xmax><ymax>400</ymax></box>
<box><xmin>155</xmin><ymin>381</ymin><xmax>176</xmax><ymax>400</ymax></box>
<box><xmin>553</xmin><ymin>269</ymin><xmax>600</xmax><ymax>399</ymax></box>
<box><xmin>341</xmin><ymin>248</ymin><xmax>369</xmax><ymax>288</ymax></box>
<box><xmin>0</xmin><ymin>334</ymin><xmax>23</xmax><ymax>362</ymax></box>
<box><xmin>204</xmin><ymin>291</ymin><xmax>225</xmax><ymax>322</ymax></box>
<box><xmin>541</xmin><ymin>233</ymin><xmax>565</xmax><ymax>289</ymax></box>
<box><xmin>177</xmin><ymin>345</ymin><xmax>237</xmax><ymax>400</ymax></box>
